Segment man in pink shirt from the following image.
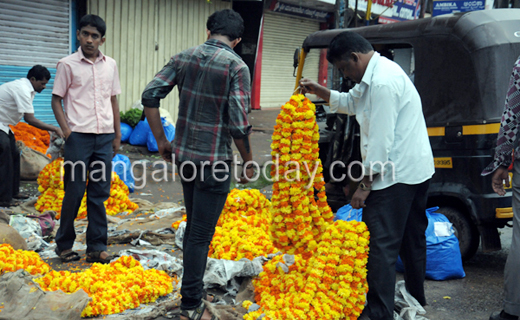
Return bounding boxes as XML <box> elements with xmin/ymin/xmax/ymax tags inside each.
<box><xmin>51</xmin><ymin>14</ymin><xmax>121</xmax><ymax>264</ymax></box>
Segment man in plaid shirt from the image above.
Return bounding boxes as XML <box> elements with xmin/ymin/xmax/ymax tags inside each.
<box><xmin>142</xmin><ymin>9</ymin><xmax>253</xmax><ymax>320</ymax></box>
<box><xmin>484</xmin><ymin>55</ymin><xmax>520</xmax><ymax>320</ymax></box>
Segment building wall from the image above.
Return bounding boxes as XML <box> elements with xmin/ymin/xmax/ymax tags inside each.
<box><xmin>87</xmin><ymin>0</ymin><xmax>231</xmax><ymax>122</ymax></box>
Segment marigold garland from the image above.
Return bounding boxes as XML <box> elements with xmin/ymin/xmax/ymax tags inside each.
<box><xmin>240</xmin><ymin>95</ymin><xmax>370</xmax><ymax>320</ymax></box>
<box><xmin>10</xmin><ymin>122</ymin><xmax>51</xmax><ymax>157</ymax></box>
<box><xmin>171</xmin><ymin>215</ymin><xmax>186</xmax><ymax>230</ymax></box>
<box><xmin>0</xmin><ymin>244</ymin><xmax>51</xmax><ymax>276</ymax></box>
<box><xmin>35</xmin><ymin>158</ymin><xmax>139</xmax><ymax>219</ymax></box>
<box><xmin>244</xmin><ymin>220</ymin><xmax>370</xmax><ymax>320</ymax></box>
<box><xmin>33</xmin><ymin>255</ymin><xmax>174</xmax><ymax>317</ymax></box>
<box><xmin>270</xmin><ymin>94</ymin><xmax>334</xmax><ymax>258</ymax></box>
<box><xmin>208</xmin><ymin>189</ymin><xmax>277</xmax><ymax>260</ymax></box>
<box><xmin>172</xmin><ymin>189</ymin><xmax>278</xmax><ymax>261</ymax></box>
<box><xmin>0</xmin><ymin>245</ymin><xmax>174</xmax><ymax>318</ymax></box>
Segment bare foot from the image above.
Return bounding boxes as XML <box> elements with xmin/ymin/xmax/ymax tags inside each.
<box><xmin>99</xmin><ymin>251</ymin><xmax>111</xmax><ymax>260</ymax></box>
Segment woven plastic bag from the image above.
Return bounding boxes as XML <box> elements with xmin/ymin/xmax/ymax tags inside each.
<box><xmin>0</xmin><ymin>270</ymin><xmax>90</xmax><ymax>320</ymax></box>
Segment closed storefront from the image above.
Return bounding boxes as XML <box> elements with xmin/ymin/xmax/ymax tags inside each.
<box><xmin>88</xmin><ymin>0</ymin><xmax>231</xmax><ymax>122</ymax></box>
<box><xmin>0</xmin><ymin>0</ymin><xmax>73</xmax><ymax>125</ymax></box>
<box><xmin>259</xmin><ymin>11</ymin><xmax>321</xmax><ymax>109</ymax></box>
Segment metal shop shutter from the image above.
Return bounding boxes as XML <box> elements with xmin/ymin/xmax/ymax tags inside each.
<box><xmin>260</xmin><ymin>11</ymin><xmax>320</xmax><ymax>109</ymax></box>
<box><xmin>0</xmin><ymin>0</ymin><xmax>71</xmax><ymax>125</ymax></box>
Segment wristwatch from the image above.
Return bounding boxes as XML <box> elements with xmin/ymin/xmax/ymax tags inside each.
<box><xmin>358</xmin><ymin>182</ymin><xmax>372</xmax><ymax>191</ymax></box>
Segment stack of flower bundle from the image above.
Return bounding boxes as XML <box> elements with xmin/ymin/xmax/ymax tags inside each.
<box><xmin>10</xmin><ymin>122</ymin><xmax>51</xmax><ymax>157</ymax></box>
<box><xmin>35</xmin><ymin>158</ymin><xmax>139</xmax><ymax>219</ymax></box>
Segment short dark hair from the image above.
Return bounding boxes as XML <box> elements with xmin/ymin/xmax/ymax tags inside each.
<box><xmin>78</xmin><ymin>14</ymin><xmax>106</xmax><ymax>37</ymax></box>
<box><xmin>327</xmin><ymin>32</ymin><xmax>373</xmax><ymax>64</ymax></box>
<box><xmin>206</xmin><ymin>9</ymin><xmax>244</xmax><ymax>41</ymax></box>
<box><xmin>27</xmin><ymin>65</ymin><xmax>51</xmax><ymax>81</ymax></box>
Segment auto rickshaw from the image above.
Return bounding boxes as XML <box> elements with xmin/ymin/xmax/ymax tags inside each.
<box><xmin>293</xmin><ymin>8</ymin><xmax>520</xmax><ymax>260</ymax></box>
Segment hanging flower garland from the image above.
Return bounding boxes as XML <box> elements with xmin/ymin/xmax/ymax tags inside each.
<box><xmin>34</xmin><ymin>255</ymin><xmax>175</xmax><ymax>317</ymax></box>
<box><xmin>270</xmin><ymin>94</ymin><xmax>334</xmax><ymax>258</ymax></box>
<box><xmin>35</xmin><ymin>158</ymin><xmax>139</xmax><ymax>219</ymax></box>
<box><xmin>0</xmin><ymin>244</ymin><xmax>51</xmax><ymax>276</ymax></box>
<box><xmin>244</xmin><ymin>220</ymin><xmax>370</xmax><ymax>320</ymax></box>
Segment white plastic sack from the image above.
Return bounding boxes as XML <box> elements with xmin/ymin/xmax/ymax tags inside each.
<box><xmin>203</xmin><ymin>256</ymin><xmax>267</xmax><ymax>296</ymax></box>
<box><xmin>9</xmin><ymin>215</ymin><xmax>41</xmax><ymax>238</ymax></box>
<box><xmin>393</xmin><ymin>280</ymin><xmax>429</xmax><ymax>320</ymax></box>
<box><xmin>118</xmin><ymin>248</ymin><xmax>183</xmax><ymax>275</ymax></box>
<box><xmin>149</xmin><ymin>206</ymin><xmax>185</xmax><ymax>219</ymax></box>
<box><xmin>175</xmin><ymin>221</ymin><xmax>186</xmax><ymax>249</ymax></box>
<box><xmin>9</xmin><ymin>215</ymin><xmax>48</xmax><ymax>251</ymax></box>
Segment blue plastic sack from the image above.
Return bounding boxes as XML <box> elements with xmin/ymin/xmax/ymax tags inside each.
<box><xmin>147</xmin><ymin>118</ymin><xmax>175</xmax><ymax>152</ymax></box>
<box><xmin>112</xmin><ymin>154</ymin><xmax>135</xmax><ymax>193</ymax></box>
<box><xmin>396</xmin><ymin>206</ymin><xmax>465</xmax><ymax>280</ymax></box>
<box><xmin>129</xmin><ymin>119</ymin><xmax>150</xmax><ymax>146</ymax></box>
<box><xmin>334</xmin><ymin>204</ymin><xmax>363</xmax><ymax>222</ymax></box>
<box><xmin>120</xmin><ymin>122</ymin><xmax>133</xmax><ymax>142</ymax></box>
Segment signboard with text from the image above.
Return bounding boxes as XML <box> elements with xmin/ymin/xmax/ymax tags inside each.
<box><xmin>378</xmin><ymin>0</ymin><xmax>421</xmax><ymax>24</ymax></box>
<box><xmin>432</xmin><ymin>0</ymin><xmax>485</xmax><ymax>16</ymax></box>
<box><xmin>271</xmin><ymin>1</ymin><xmax>331</xmax><ymax>22</ymax></box>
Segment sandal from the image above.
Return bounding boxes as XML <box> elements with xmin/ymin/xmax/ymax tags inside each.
<box><xmin>55</xmin><ymin>247</ymin><xmax>81</xmax><ymax>263</ymax></box>
<box><xmin>86</xmin><ymin>251</ymin><xmax>118</xmax><ymax>264</ymax></box>
<box><xmin>206</xmin><ymin>293</ymin><xmax>221</xmax><ymax>304</ymax></box>
<box><xmin>13</xmin><ymin>193</ymin><xmax>30</xmax><ymax>200</ymax></box>
<box><xmin>180</xmin><ymin>301</ymin><xmax>219</xmax><ymax>320</ymax></box>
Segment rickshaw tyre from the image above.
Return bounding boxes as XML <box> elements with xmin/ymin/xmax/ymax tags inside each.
<box><xmin>436</xmin><ymin>206</ymin><xmax>480</xmax><ymax>261</ymax></box>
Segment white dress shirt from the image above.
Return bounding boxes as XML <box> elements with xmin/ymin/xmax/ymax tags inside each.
<box><xmin>329</xmin><ymin>52</ymin><xmax>434</xmax><ymax>191</ymax></box>
<box><xmin>0</xmin><ymin>78</ymin><xmax>35</xmax><ymax>134</ymax></box>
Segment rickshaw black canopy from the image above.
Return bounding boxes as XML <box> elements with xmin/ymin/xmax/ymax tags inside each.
<box><xmin>302</xmin><ymin>9</ymin><xmax>520</xmax><ymax>127</ymax></box>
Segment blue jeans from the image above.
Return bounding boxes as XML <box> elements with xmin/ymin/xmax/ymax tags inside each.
<box><xmin>55</xmin><ymin>132</ymin><xmax>114</xmax><ymax>253</ymax></box>
<box><xmin>179</xmin><ymin>161</ymin><xmax>231</xmax><ymax>310</ymax></box>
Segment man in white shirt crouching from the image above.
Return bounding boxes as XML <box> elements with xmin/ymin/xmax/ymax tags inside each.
<box><xmin>0</xmin><ymin>65</ymin><xmax>63</xmax><ymax>207</ymax></box>
<box><xmin>300</xmin><ymin>31</ymin><xmax>434</xmax><ymax>320</ymax></box>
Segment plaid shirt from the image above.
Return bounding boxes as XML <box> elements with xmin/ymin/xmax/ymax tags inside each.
<box><xmin>142</xmin><ymin>39</ymin><xmax>251</xmax><ymax>163</ymax></box>
<box><xmin>482</xmin><ymin>56</ymin><xmax>520</xmax><ymax>175</ymax></box>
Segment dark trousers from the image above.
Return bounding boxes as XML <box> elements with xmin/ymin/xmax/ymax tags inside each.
<box><xmin>0</xmin><ymin>131</ymin><xmax>20</xmax><ymax>203</ymax></box>
<box><xmin>55</xmin><ymin>132</ymin><xmax>114</xmax><ymax>253</ymax></box>
<box><xmin>363</xmin><ymin>180</ymin><xmax>430</xmax><ymax>320</ymax></box>
<box><xmin>179</xmin><ymin>162</ymin><xmax>231</xmax><ymax>310</ymax></box>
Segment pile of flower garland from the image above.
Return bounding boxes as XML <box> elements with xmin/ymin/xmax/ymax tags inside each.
<box><xmin>243</xmin><ymin>220</ymin><xmax>370</xmax><ymax>320</ymax></box>
<box><xmin>0</xmin><ymin>244</ymin><xmax>51</xmax><ymax>276</ymax></box>
<box><xmin>34</xmin><ymin>255</ymin><xmax>175</xmax><ymax>317</ymax></box>
<box><xmin>0</xmin><ymin>244</ymin><xmax>174</xmax><ymax>317</ymax></box>
<box><xmin>10</xmin><ymin>122</ymin><xmax>51</xmax><ymax>156</ymax></box>
<box><xmin>208</xmin><ymin>189</ymin><xmax>277</xmax><ymax>260</ymax></box>
<box><xmin>270</xmin><ymin>94</ymin><xmax>334</xmax><ymax>258</ymax></box>
<box><xmin>35</xmin><ymin>158</ymin><xmax>139</xmax><ymax>219</ymax></box>
<box><xmin>172</xmin><ymin>189</ymin><xmax>277</xmax><ymax>260</ymax></box>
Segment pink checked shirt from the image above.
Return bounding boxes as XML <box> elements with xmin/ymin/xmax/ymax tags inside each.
<box><xmin>53</xmin><ymin>47</ymin><xmax>121</xmax><ymax>134</ymax></box>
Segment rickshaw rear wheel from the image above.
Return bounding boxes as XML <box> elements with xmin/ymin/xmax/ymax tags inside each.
<box><xmin>437</xmin><ymin>206</ymin><xmax>480</xmax><ymax>261</ymax></box>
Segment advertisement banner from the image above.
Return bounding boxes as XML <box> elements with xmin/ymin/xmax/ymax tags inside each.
<box><xmin>432</xmin><ymin>0</ymin><xmax>485</xmax><ymax>16</ymax></box>
<box><xmin>271</xmin><ymin>1</ymin><xmax>331</xmax><ymax>22</ymax></box>
<box><xmin>378</xmin><ymin>0</ymin><xmax>421</xmax><ymax>24</ymax></box>
<box><xmin>347</xmin><ymin>0</ymin><xmax>394</xmax><ymax>17</ymax></box>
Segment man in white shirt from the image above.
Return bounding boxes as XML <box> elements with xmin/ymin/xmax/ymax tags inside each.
<box><xmin>0</xmin><ymin>65</ymin><xmax>63</xmax><ymax>207</ymax></box>
<box><xmin>301</xmin><ymin>32</ymin><xmax>434</xmax><ymax>320</ymax></box>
